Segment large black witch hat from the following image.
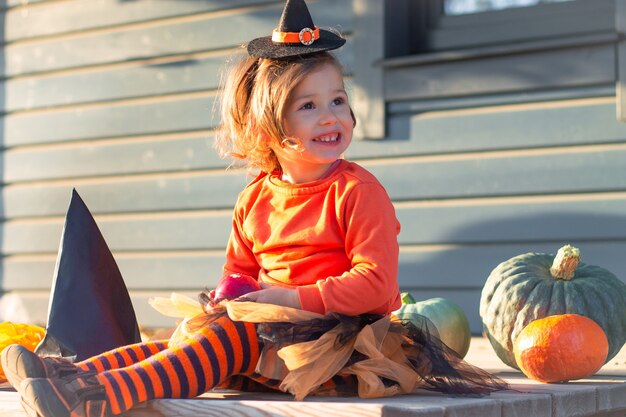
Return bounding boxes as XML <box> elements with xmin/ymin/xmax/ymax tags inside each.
<box><xmin>247</xmin><ymin>0</ymin><xmax>345</xmax><ymax>59</ymax></box>
<box><xmin>35</xmin><ymin>189</ymin><xmax>141</xmax><ymax>361</ymax></box>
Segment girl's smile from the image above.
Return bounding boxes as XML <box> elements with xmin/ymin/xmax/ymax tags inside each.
<box><xmin>312</xmin><ymin>133</ymin><xmax>340</xmax><ymax>142</ymax></box>
<box><xmin>272</xmin><ymin>63</ymin><xmax>353</xmax><ymax>184</ymax></box>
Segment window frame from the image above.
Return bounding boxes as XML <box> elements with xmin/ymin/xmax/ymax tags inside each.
<box><xmin>386</xmin><ymin>0</ymin><xmax>615</xmax><ymax>57</ymax></box>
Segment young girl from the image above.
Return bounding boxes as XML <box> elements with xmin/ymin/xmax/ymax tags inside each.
<box><xmin>2</xmin><ymin>1</ymin><xmax>506</xmax><ymax>416</ymax></box>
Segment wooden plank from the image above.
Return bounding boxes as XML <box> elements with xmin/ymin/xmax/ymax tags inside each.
<box><xmin>4</xmin><ymin>134</ymin><xmax>225</xmax><ymax>183</ymax></box>
<box><xmin>1</xmin><ymin>172</ymin><xmax>249</xmax><ymax>218</ymax></box>
<box><xmin>2</xmin><ymin>147</ymin><xmax>626</xmax><ymax>218</ymax></box>
<box><xmin>397</xmin><ymin>241</ymin><xmax>626</xmax><ymax>289</ymax></box>
<box><xmin>4</xmin><ymin>54</ymin><xmax>228</xmax><ymax>113</ymax></box>
<box><xmin>4</xmin><ymin>45</ymin><xmax>354</xmax><ymax>113</ymax></box>
<box><xmin>3</xmin><ymin>193</ymin><xmax>626</xmax><ymax>253</ymax></box>
<box><xmin>117</xmin><ymin>255</ymin><xmax>224</xmax><ymax>290</ymax></box>
<box><xmin>1</xmin><ymin>257</ymin><xmax>58</xmax><ymax>290</ymax></box>
<box><xmin>350</xmin><ymin>99</ymin><xmax>626</xmax><ymax>158</ymax></box>
<box><xmin>384</xmin><ymin>44</ymin><xmax>615</xmax><ymax>102</ymax></box>
<box><xmin>5</xmin><ymin>95</ymin><xmax>218</xmax><ymax>147</ymax></box>
<box><xmin>386</xmin><ymin>85</ymin><xmax>615</xmax><ymax>118</ymax></box>
<box><xmin>122</xmin><ymin>398</ymin><xmax>385</xmax><ymax>417</ymax></box>
<box><xmin>365</xmin><ymin>146</ymin><xmax>626</xmax><ymax>201</ymax></box>
<box><xmin>4</xmin><ymin>0</ymin><xmax>353</xmax><ymax>77</ymax></box>
<box><xmin>1</xmin><ymin>212</ymin><xmax>233</xmax><ymax>255</ymax></box>
<box><xmin>1</xmin><ymin>252</ymin><xmax>226</xmax><ymax>291</ymax></box>
<box><xmin>395</xmin><ymin>194</ymin><xmax>626</xmax><ymax>245</ymax></box>
<box><xmin>4</xmin><ymin>0</ymin><xmax>275</xmax><ymax>42</ymax></box>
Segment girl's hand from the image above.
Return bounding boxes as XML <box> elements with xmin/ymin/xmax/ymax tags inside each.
<box><xmin>237</xmin><ymin>283</ymin><xmax>302</xmax><ymax>309</ymax></box>
<box><xmin>207</xmin><ymin>289</ymin><xmax>217</xmax><ymax>307</ymax></box>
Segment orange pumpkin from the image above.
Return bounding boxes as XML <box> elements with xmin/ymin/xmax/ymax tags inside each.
<box><xmin>513</xmin><ymin>314</ymin><xmax>608</xmax><ymax>383</ymax></box>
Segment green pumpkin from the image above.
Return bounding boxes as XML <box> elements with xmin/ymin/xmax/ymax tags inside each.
<box><xmin>480</xmin><ymin>245</ymin><xmax>626</xmax><ymax>369</ymax></box>
<box><xmin>393</xmin><ymin>293</ymin><xmax>471</xmax><ymax>358</ymax></box>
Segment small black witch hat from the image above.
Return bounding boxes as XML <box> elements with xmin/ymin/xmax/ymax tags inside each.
<box><xmin>35</xmin><ymin>189</ymin><xmax>141</xmax><ymax>362</ymax></box>
<box><xmin>247</xmin><ymin>0</ymin><xmax>345</xmax><ymax>59</ymax></box>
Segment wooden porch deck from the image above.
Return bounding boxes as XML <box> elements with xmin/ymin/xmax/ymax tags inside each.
<box><xmin>1</xmin><ymin>337</ymin><xmax>625</xmax><ymax>417</ymax></box>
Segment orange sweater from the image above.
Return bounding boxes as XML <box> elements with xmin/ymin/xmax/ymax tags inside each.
<box><xmin>222</xmin><ymin>160</ymin><xmax>401</xmax><ymax>316</ymax></box>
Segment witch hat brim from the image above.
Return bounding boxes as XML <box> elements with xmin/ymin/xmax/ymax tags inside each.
<box><xmin>247</xmin><ymin>0</ymin><xmax>345</xmax><ymax>59</ymax></box>
<box><xmin>35</xmin><ymin>189</ymin><xmax>141</xmax><ymax>361</ymax></box>
<box><xmin>247</xmin><ymin>31</ymin><xmax>345</xmax><ymax>59</ymax></box>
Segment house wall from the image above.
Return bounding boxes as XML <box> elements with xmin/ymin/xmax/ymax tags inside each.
<box><xmin>0</xmin><ymin>0</ymin><xmax>624</xmax><ymax>334</ymax></box>
<box><xmin>0</xmin><ymin>0</ymin><xmax>353</xmax><ymax>330</ymax></box>
<box><xmin>351</xmin><ymin>0</ymin><xmax>626</xmax><ymax>332</ymax></box>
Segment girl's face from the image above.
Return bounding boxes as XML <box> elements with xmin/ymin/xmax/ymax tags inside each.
<box><xmin>272</xmin><ymin>63</ymin><xmax>353</xmax><ymax>184</ymax></box>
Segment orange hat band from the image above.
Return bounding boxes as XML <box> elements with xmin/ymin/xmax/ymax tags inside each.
<box><xmin>272</xmin><ymin>26</ymin><xmax>319</xmax><ymax>46</ymax></box>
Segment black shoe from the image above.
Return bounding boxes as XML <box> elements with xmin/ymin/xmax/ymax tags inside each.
<box><xmin>1</xmin><ymin>344</ymin><xmax>80</xmax><ymax>392</ymax></box>
<box><xmin>20</xmin><ymin>373</ymin><xmax>110</xmax><ymax>417</ymax></box>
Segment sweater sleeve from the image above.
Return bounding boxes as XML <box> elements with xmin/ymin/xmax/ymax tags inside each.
<box><xmin>222</xmin><ymin>205</ymin><xmax>261</xmax><ymax>280</ymax></box>
<box><xmin>297</xmin><ymin>182</ymin><xmax>401</xmax><ymax>315</ymax></box>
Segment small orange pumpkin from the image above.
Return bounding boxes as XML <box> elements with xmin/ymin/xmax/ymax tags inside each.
<box><xmin>513</xmin><ymin>314</ymin><xmax>608</xmax><ymax>383</ymax></box>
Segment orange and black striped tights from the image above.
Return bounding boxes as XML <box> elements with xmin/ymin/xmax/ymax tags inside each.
<box><xmin>75</xmin><ymin>315</ymin><xmax>354</xmax><ymax>414</ymax></box>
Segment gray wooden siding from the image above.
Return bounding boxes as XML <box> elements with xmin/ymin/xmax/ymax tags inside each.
<box><xmin>0</xmin><ymin>0</ymin><xmax>354</xmax><ymax>329</ymax></box>
<box><xmin>347</xmin><ymin>11</ymin><xmax>626</xmax><ymax>331</ymax></box>
<box><xmin>349</xmin><ymin>98</ymin><xmax>626</xmax><ymax>331</ymax></box>
<box><xmin>339</xmin><ymin>0</ymin><xmax>626</xmax><ymax>333</ymax></box>
<box><xmin>2</xmin><ymin>0</ymin><xmax>623</xmax><ymax>335</ymax></box>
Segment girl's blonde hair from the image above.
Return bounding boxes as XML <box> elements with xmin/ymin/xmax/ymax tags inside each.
<box><xmin>215</xmin><ymin>50</ymin><xmax>354</xmax><ymax>173</ymax></box>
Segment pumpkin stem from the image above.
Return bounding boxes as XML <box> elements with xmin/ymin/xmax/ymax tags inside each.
<box><xmin>549</xmin><ymin>245</ymin><xmax>580</xmax><ymax>280</ymax></box>
<box><xmin>400</xmin><ymin>292</ymin><xmax>416</xmax><ymax>304</ymax></box>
